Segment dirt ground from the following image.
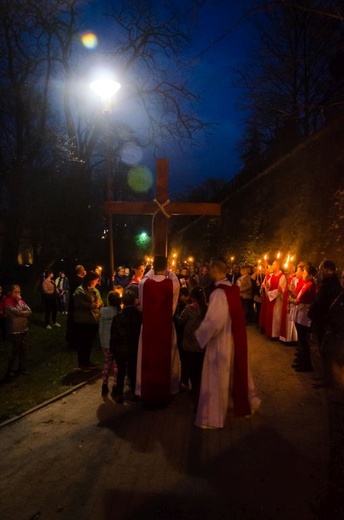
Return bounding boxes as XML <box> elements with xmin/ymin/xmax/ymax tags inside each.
<box><xmin>0</xmin><ymin>328</ymin><xmax>335</xmax><ymax>520</ymax></box>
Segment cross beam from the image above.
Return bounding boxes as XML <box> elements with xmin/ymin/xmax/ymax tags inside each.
<box><xmin>105</xmin><ymin>158</ymin><xmax>221</xmax><ymax>256</ymax></box>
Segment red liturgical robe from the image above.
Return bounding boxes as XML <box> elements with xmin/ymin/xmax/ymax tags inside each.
<box><xmin>264</xmin><ymin>272</ymin><xmax>286</xmax><ymax>339</ymax></box>
<box><xmin>136</xmin><ymin>270</ymin><xmax>180</xmax><ymax>405</ymax></box>
<box><xmin>195</xmin><ymin>280</ymin><xmax>256</xmax><ymax>429</ymax></box>
<box><xmin>218</xmin><ymin>284</ymin><xmax>251</xmax><ymax>417</ymax></box>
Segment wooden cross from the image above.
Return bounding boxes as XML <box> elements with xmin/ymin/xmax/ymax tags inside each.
<box><xmin>105</xmin><ymin>158</ymin><xmax>221</xmax><ymax>256</ymax></box>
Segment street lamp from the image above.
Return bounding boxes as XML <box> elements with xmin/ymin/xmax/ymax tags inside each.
<box><xmin>90</xmin><ymin>77</ymin><xmax>121</xmax><ymax>288</ymax></box>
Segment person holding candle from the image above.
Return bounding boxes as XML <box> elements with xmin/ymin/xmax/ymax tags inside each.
<box><xmin>292</xmin><ymin>265</ymin><xmax>317</xmax><ymax>372</ymax></box>
<box><xmin>262</xmin><ymin>260</ymin><xmax>286</xmax><ymax>340</ymax></box>
<box><xmin>237</xmin><ymin>266</ymin><xmax>253</xmax><ymax>324</ymax></box>
<box><xmin>251</xmin><ymin>265</ymin><xmax>265</xmax><ymax>326</ymax></box>
<box><xmin>279</xmin><ymin>262</ymin><xmax>298</xmax><ymax>344</ymax></box>
<box><xmin>259</xmin><ymin>264</ymin><xmax>272</xmax><ymax>333</ymax></box>
<box><xmin>73</xmin><ymin>271</ymin><xmax>103</xmax><ymax>370</ymax></box>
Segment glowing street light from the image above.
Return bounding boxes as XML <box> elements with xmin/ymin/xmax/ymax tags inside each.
<box><xmin>90</xmin><ymin>78</ymin><xmax>121</xmax><ymax>113</ymax></box>
<box><xmin>90</xmin><ymin>75</ymin><xmax>121</xmax><ymax>288</ymax></box>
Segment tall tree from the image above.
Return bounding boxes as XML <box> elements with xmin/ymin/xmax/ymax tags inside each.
<box><xmin>104</xmin><ymin>0</ymin><xmax>206</xmax><ymax>148</ymax></box>
<box><xmin>236</xmin><ymin>0</ymin><xmax>343</xmax><ymax>161</ymax></box>
<box><xmin>0</xmin><ymin>0</ymin><xmax>210</xmax><ymax>273</ymax></box>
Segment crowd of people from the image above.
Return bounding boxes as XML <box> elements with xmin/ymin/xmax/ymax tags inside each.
<box><xmin>1</xmin><ymin>254</ymin><xmax>343</xmax><ymax>429</ymax></box>
<box><xmin>236</xmin><ymin>259</ymin><xmax>344</xmax><ymax>380</ymax></box>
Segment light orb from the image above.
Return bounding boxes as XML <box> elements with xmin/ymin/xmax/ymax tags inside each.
<box><xmin>120</xmin><ymin>142</ymin><xmax>143</xmax><ymax>166</ymax></box>
<box><xmin>128</xmin><ymin>166</ymin><xmax>153</xmax><ymax>193</ymax></box>
<box><xmin>81</xmin><ymin>32</ymin><xmax>98</xmax><ymax>49</ymax></box>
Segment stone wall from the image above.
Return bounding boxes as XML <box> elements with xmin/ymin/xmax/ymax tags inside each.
<box><xmin>172</xmin><ymin>116</ymin><xmax>344</xmax><ymax>269</ymax></box>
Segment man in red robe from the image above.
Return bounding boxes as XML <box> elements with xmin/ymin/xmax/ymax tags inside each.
<box><xmin>263</xmin><ymin>260</ymin><xmax>286</xmax><ymax>339</ymax></box>
<box><xmin>135</xmin><ymin>255</ymin><xmax>180</xmax><ymax>407</ymax></box>
<box><xmin>194</xmin><ymin>257</ymin><xmax>260</xmax><ymax>429</ymax></box>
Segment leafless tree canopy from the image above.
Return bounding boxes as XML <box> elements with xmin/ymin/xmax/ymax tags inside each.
<box><xmin>0</xmin><ymin>0</ymin><xmax>212</xmax><ymax>269</ymax></box>
<box><xmin>236</xmin><ymin>0</ymin><xmax>344</xmax><ymax>165</ymax></box>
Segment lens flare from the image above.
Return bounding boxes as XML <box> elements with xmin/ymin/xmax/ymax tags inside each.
<box><xmin>128</xmin><ymin>166</ymin><xmax>153</xmax><ymax>193</ymax></box>
<box><xmin>81</xmin><ymin>33</ymin><xmax>98</xmax><ymax>49</ymax></box>
<box><xmin>120</xmin><ymin>142</ymin><xmax>143</xmax><ymax>166</ymax></box>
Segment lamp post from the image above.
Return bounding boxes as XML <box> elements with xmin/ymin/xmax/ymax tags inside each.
<box><xmin>90</xmin><ymin>78</ymin><xmax>121</xmax><ymax>288</ymax></box>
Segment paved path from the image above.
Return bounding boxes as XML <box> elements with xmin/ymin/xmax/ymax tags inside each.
<box><xmin>0</xmin><ymin>328</ymin><xmax>332</xmax><ymax>520</ymax></box>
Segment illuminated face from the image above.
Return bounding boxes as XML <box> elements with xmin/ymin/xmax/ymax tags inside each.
<box><xmin>77</xmin><ymin>267</ymin><xmax>87</xmax><ymax>277</ymax></box>
<box><xmin>11</xmin><ymin>288</ymin><xmax>21</xmax><ymax>299</ymax></box>
<box><xmin>303</xmin><ymin>270</ymin><xmax>313</xmax><ymax>282</ymax></box>
<box><xmin>87</xmin><ymin>279</ymin><xmax>99</xmax><ymax>289</ymax></box>
<box><xmin>209</xmin><ymin>265</ymin><xmax>217</xmax><ymax>280</ymax></box>
<box><xmin>296</xmin><ymin>267</ymin><xmax>304</xmax><ymax>278</ymax></box>
<box><xmin>134</xmin><ymin>265</ymin><xmax>144</xmax><ymax>279</ymax></box>
<box><xmin>288</xmin><ymin>263</ymin><xmax>295</xmax><ymax>275</ymax></box>
<box><xmin>272</xmin><ymin>261</ymin><xmax>279</xmax><ymax>272</ymax></box>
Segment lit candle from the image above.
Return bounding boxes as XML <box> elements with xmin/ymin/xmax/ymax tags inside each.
<box><xmin>276</xmin><ymin>251</ymin><xmax>281</xmax><ymax>259</ymax></box>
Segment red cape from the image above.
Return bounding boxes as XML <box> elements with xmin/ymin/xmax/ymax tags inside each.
<box><xmin>141</xmin><ymin>278</ymin><xmax>173</xmax><ymax>404</ymax></box>
<box><xmin>217</xmin><ymin>284</ymin><xmax>251</xmax><ymax>417</ymax></box>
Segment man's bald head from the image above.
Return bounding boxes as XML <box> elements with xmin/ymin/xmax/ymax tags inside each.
<box><xmin>209</xmin><ymin>257</ymin><xmax>228</xmax><ymax>281</ymax></box>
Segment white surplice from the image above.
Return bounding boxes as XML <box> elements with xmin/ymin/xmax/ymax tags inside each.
<box><xmin>195</xmin><ymin>279</ymin><xmax>260</xmax><ymax>428</ymax></box>
<box><xmin>135</xmin><ymin>269</ymin><xmax>180</xmax><ymax>397</ymax></box>
<box><xmin>267</xmin><ymin>273</ymin><xmax>286</xmax><ymax>338</ymax></box>
<box><xmin>194</xmin><ymin>279</ymin><xmax>234</xmax><ymax>428</ymax></box>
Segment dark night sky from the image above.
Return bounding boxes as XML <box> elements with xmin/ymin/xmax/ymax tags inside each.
<box><xmin>82</xmin><ymin>1</ymin><xmax>255</xmax><ymax>194</ymax></box>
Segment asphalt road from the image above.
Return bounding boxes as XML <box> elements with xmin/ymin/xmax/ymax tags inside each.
<box><xmin>0</xmin><ymin>327</ymin><xmax>341</xmax><ymax>520</ymax></box>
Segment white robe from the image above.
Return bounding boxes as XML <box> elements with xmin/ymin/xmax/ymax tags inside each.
<box><xmin>135</xmin><ymin>269</ymin><xmax>180</xmax><ymax>397</ymax></box>
<box><xmin>195</xmin><ymin>279</ymin><xmax>259</xmax><ymax>428</ymax></box>
<box><xmin>267</xmin><ymin>274</ymin><xmax>286</xmax><ymax>338</ymax></box>
<box><xmin>194</xmin><ymin>279</ymin><xmax>234</xmax><ymax>428</ymax></box>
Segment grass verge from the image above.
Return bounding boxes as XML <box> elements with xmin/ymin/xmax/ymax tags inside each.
<box><xmin>0</xmin><ymin>312</ymin><xmax>103</xmax><ymax>424</ymax></box>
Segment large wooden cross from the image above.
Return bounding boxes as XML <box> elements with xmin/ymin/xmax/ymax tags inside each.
<box><xmin>105</xmin><ymin>158</ymin><xmax>221</xmax><ymax>256</ymax></box>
